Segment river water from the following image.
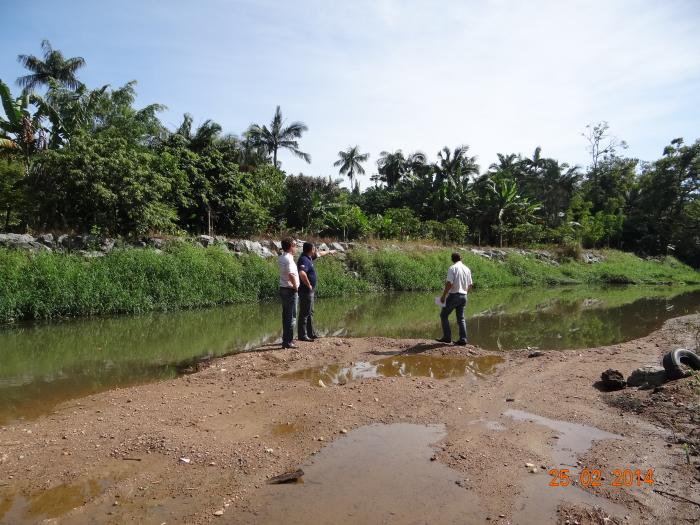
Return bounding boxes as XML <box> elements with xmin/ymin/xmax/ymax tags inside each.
<box><xmin>1</xmin><ymin>285</ymin><xmax>699</xmax><ymax>425</ymax></box>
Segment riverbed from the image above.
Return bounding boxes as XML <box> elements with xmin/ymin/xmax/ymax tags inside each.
<box><xmin>1</xmin><ymin>315</ymin><xmax>698</xmax><ymax>524</ymax></box>
<box><xmin>1</xmin><ymin>285</ymin><xmax>699</xmax><ymax>425</ymax></box>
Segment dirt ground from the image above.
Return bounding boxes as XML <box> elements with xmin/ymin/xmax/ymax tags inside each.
<box><xmin>1</xmin><ymin>315</ymin><xmax>699</xmax><ymax>524</ymax></box>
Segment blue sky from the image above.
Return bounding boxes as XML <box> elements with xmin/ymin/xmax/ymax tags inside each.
<box><xmin>2</xmin><ymin>0</ymin><xmax>699</xmax><ymax>186</ymax></box>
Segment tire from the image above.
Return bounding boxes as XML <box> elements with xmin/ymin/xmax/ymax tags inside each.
<box><xmin>662</xmin><ymin>348</ymin><xmax>700</xmax><ymax>380</ymax></box>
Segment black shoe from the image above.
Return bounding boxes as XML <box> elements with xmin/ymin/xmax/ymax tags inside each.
<box><xmin>298</xmin><ymin>336</ymin><xmax>314</xmax><ymax>342</ymax></box>
<box><xmin>453</xmin><ymin>339</ymin><xmax>467</xmax><ymax>346</ymax></box>
<box><xmin>282</xmin><ymin>343</ymin><xmax>297</xmax><ymax>349</ymax></box>
<box><xmin>435</xmin><ymin>338</ymin><xmax>452</xmax><ymax>344</ymax></box>
<box><xmin>310</xmin><ymin>334</ymin><xmax>321</xmax><ymax>340</ymax></box>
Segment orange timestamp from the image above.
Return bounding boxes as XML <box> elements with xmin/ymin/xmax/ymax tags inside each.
<box><xmin>549</xmin><ymin>468</ymin><xmax>654</xmax><ymax>488</ymax></box>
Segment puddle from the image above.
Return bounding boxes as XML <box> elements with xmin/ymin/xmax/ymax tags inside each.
<box><xmin>282</xmin><ymin>354</ymin><xmax>504</xmax><ymax>385</ymax></box>
<box><xmin>240</xmin><ymin>423</ymin><xmax>484</xmax><ymax>524</ymax></box>
<box><xmin>505</xmin><ymin>409</ymin><xmax>622</xmax><ymax>468</ymax></box>
<box><xmin>271</xmin><ymin>422</ymin><xmax>301</xmax><ymax>436</ymax></box>
<box><xmin>0</xmin><ymin>477</ymin><xmax>110</xmax><ymax>524</ymax></box>
<box><xmin>504</xmin><ymin>409</ymin><xmax>627</xmax><ymax>524</ymax></box>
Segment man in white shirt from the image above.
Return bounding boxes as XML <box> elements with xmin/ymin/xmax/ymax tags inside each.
<box><xmin>437</xmin><ymin>252</ymin><xmax>473</xmax><ymax>346</ymax></box>
<box><xmin>278</xmin><ymin>238</ymin><xmax>299</xmax><ymax>349</ymax></box>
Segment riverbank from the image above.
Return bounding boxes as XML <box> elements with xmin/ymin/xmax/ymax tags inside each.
<box><xmin>1</xmin><ymin>243</ymin><xmax>698</xmax><ymax>323</ymax></box>
<box><xmin>1</xmin><ymin>316</ymin><xmax>698</xmax><ymax>524</ymax></box>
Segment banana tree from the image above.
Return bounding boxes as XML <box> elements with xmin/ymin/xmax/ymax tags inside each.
<box><xmin>488</xmin><ymin>176</ymin><xmax>541</xmax><ymax>247</ymax></box>
<box><xmin>0</xmin><ymin>80</ymin><xmax>55</xmax><ymax>176</ymax></box>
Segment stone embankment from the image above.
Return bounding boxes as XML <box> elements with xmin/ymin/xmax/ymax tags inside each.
<box><xmin>0</xmin><ymin>233</ymin><xmax>349</xmax><ymax>259</ymax></box>
<box><xmin>0</xmin><ymin>232</ymin><xmax>606</xmax><ymax>264</ymax></box>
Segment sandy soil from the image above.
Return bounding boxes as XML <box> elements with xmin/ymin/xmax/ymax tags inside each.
<box><xmin>1</xmin><ymin>316</ymin><xmax>699</xmax><ymax>525</ymax></box>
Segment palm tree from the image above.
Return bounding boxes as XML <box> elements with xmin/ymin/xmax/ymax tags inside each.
<box><xmin>333</xmin><ymin>146</ymin><xmax>369</xmax><ymax>188</ymax></box>
<box><xmin>377</xmin><ymin>150</ymin><xmax>406</xmax><ymax>187</ymax></box>
<box><xmin>174</xmin><ymin>113</ymin><xmax>222</xmax><ymax>153</ymax></box>
<box><xmin>246</xmin><ymin>106</ymin><xmax>310</xmax><ymax>169</ymax></box>
<box><xmin>17</xmin><ymin>40</ymin><xmax>86</xmax><ymax>94</ymax></box>
<box><xmin>404</xmin><ymin>151</ymin><xmax>429</xmax><ymax>179</ymax></box>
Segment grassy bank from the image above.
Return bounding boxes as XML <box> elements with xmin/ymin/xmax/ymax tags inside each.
<box><xmin>1</xmin><ymin>244</ymin><xmax>698</xmax><ymax>323</ymax></box>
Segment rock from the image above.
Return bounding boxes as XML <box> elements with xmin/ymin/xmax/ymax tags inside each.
<box><xmin>470</xmin><ymin>248</ymin><xmax>490</xmax><ymax>259</ymax></box>
<box><xmin>229</xmin><ymin>240</ymin><xmax>273</xmax><ymax>258</ymax></box>
<box><xmin>0</xmin><ymin>233</ymin><xmax>50</xmax><ymax>252</ymax></box>
<box><xmin>197</xmin><ymin>235</ymin><xmax>215</xmax><ymax>247</ymax></box>
<box><xmin>627</xmin><ymin>365</ymin><xmax>667</xmax><ymax>388</ymax></box>
<box><xmin>178</xmin><ymin>457</ymin><xmax>191</xmax><ymax>464</ymax></box>
<box><xmin>506</xmin><ymin>397</ymin><xmax>515</xmax><ymax>402</ymax></box>
<box><xmin>340</xmin><ymin>429</ymin><xmax>347</xmax><ymax>434</ymax></box>
<box><xmin>318</xmin><ymin>380</ymin><xmax>326</xmax><ymax>388</ymax></box>
<box><xmin>57</xmin><ymin>234</ymin><xmax>70</xmax><ymax>249</ymax></box>
<box><xmin>582</xmin><ymin>252</ymin><xmax>602</xmax><ymax>264</ymax></box>
<box><xmin>525</xmin><ymin>462</ymin><xmax>535</xmax><ymax>468</ymax></box>
<box><xmin>267</xmin><ymin>469</ymin><xmax>304</xmax><ymax>484</ymax></box>
<box><xmin>600</xmin><ymin>369</ymin><xmax>626</xmax><ymax>390</ymax></box>
<box><xmin>528</xmin><ymin>350</ymin><xmax>545</xmax><ymax>358</ymax></box>
<box><xmin>37</xmin><ymin>233</ymin><xmax>54</xmax><ymax>247</ymax></box>
<box><xmin>213</xmin><ymin>509</ymin><xmax>224</xmax><ymax>516</ymax></box>
<box><xmin>330</xmin><ymin>242</ymin><xmax>344</xmax><ymax>252</ymax></box>
<box><xmin>318</xmin><ymin>243</ymin><xmax>329</xmax><ymax>252</ymax></box>
<box><xmin>100</xmin><ymin>238</ymin><xmax>116</xmax><ymax>253</ymax></box>
<box><xmin>80</xmin><ymin>250</ymin><xmax>106</xmax><ymax>258</ymax></box>
<box><xmin>147</xmin><ymin>237</ymin><xmax>168</xmax><ymax>249</ymax></box>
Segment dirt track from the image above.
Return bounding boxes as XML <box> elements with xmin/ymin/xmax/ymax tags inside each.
<box><xmin>1</xmin><ymin>316</ymin><xmax>699</xmax><ymax>524</ymax></box>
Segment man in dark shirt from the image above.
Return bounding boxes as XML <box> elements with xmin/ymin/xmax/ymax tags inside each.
<box><xmin>297</xmin><ymin>242</ymin><xmax>335</xmax><ymax>341</ymax></box>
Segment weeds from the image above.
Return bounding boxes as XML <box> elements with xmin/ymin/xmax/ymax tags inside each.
<box><xmin>1</xmin><ymin>245</ymin><xmax>698</xmax><ymax>323</ymax></box>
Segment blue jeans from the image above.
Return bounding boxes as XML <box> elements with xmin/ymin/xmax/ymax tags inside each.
<box><xmin>280</xmin><ymin>287</ymin><xmax>298</xmax><ymax>345</ymax></box>
<box><xmin>440</xmin><ymin>293</ymin><xmax>467</xmax><ymax>342</ymax></box>
<box><xmin>298</xmin><ymin>290</ymin><xmax>316</xmax><ymax>339</ymax></box>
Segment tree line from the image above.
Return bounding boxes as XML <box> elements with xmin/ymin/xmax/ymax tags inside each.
<box><xmin>1</xmin><ymin>41</ymin><xmax>698</xmax><ymax>265</ymax></box>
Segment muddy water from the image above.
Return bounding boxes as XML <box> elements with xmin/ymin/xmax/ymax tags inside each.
<box><xmin>0</xmin><ymin>478</ymin><xmax>109</xmax><ymax>523</ymax></box>
<box><xmin>503</xmin><ymin>409</ymin><xmax>628</xmax><ymax>524</ymax></box>
<box><xmin>282</xmin><ymin>354</ymin><xmax>504</xmax><ymax>385</ymax></box>
<box><xmin>1</xmin><ymin>285</ymin><xmax>699</xmax><ymax>424</ymax></box>
<box><xmin>237</xmin><ymin>423</ymin><xmax>484</xmax><ymax>524</ymax></box>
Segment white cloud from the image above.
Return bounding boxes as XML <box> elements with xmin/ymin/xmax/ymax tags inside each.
<box><xmin>271</xmin><ymin>0</ymin><xmax>700</xmax><ymax>181</ymax></box>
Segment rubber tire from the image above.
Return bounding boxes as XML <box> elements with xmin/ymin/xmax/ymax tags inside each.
<box><xmin>662</xmin><ymin>348</ymin><xmax>700</xmax><ymax>380</ymax></box>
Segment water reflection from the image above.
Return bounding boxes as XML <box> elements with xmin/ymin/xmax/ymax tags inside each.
<box><xmin>1</xmin><ymin>285</ymin><xmax>699</xmax><ymax>424</ymax></box>
<box><xmin>282</xmin><ymin>354</ymin><xmax>504</xmax><ymax>385</ymax></box>
<box><xmin>0</xmin><ymin>477</ymin><xmax>109</xmax><ymax>523</ymax></box>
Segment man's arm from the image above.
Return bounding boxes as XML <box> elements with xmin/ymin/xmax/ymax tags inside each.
<box><xmin>440</xmin><ymin>281</ymin><xmax>452</xmax><ymax>304</ymax></box>
<box><xmin>299</xmin><ymin>270</ymin><xmax>312</xmax><ymax>290</ymax></box>
<box><xmin>315</xmin><ymin>249</ymin><xmax>337</xmax><ymax>258</ymax></box>
<box><xmin>289</xmin><ymin>271</ymin><xmax>299</xmax><ymax>291</ymax></box>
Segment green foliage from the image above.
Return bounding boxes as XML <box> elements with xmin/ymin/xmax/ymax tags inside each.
<box><xmin>0</xmin><ymin>159</ymin><xmax>24</xmax><ymax>229</ymax></box>
<box><xmin>313</xmin><ymin>199</ymin><xmax>371</xmax><ymax>240</ymax></box>
<box><xmin>1</xmin><ymin>245</ymin><xmax>698</xmax><ymax>323</ymax></box>
<box><xmin>29</xmin><ymin>131</ymin><xmax>185</xmax><ymax>235</ymax></box>
<box><xmin>371</xmin><ymin>207</ymin><xmax>422</xmax><ymax>239</ymax></box>
<box><xmin>423</xmin><ymin>218</ymin><xmax>468</xmax><ymax>245</ymax></box>
<box><xmin>2</xmin><ymin>42</ymin><xmax>700</xmax><ymax>270</ymax></box>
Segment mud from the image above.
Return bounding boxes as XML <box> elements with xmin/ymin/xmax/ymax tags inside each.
<box><xmin>0</xmin><ymin>316</ymin><xmax>699</xmax><ymax>524</ymax></box>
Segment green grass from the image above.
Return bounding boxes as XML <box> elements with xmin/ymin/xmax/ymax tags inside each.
<box><xmin>1</xmin><ymin>244</ymin><xmax>698</xmax><ymax>323</ymax></box>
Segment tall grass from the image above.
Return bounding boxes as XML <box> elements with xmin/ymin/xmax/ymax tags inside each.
<box><xmin>1</xmin><ymin>245</ymin><xmax>698</xmax><ymax>323</ymax></box>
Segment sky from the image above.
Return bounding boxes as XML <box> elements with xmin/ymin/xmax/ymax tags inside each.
<box><xmin>2</xmin><ymin>0</ymin><xmax>699</xmax><ymax>187</ymax></box>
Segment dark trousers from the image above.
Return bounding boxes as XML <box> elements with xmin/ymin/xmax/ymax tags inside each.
<box><xmin>280</xmin><ymin>287</ymin><xmax>298</xmax><ymax>345</ymax></box>
<box><xmin>440</xmin><ymin>293</ymin><xmax>467</xmax><ymax>342</ymax></box>
<box><xmin>298</xmin><ymin>290</ymin><xmax>316</xmax><ymax>339</ymax></box>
